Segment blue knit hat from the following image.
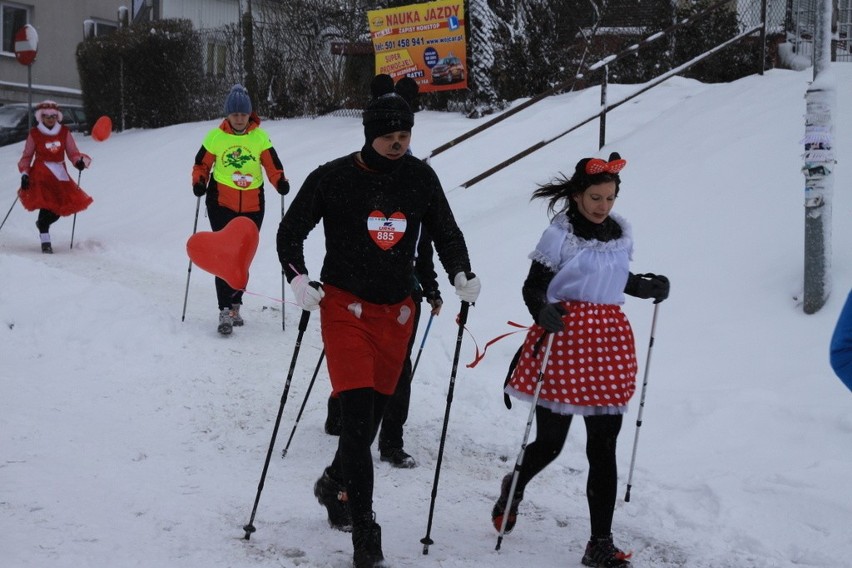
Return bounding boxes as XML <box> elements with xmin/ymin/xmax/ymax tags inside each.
<box><xmin>224</xmin><ymin>84</ymin><xmax>252</xmax><ymax>115</ymax></box>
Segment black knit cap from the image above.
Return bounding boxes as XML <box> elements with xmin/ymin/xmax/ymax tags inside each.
<box><xmin>362</xmin><ymin>74</ymin><xmax>418</xmax><ymax>142</ymax></box>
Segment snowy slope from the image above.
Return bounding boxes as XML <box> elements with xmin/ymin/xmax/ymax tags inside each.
<box><xmin>2</xmin><ymin>67</ymin><xmax>852</xmax><ymax>568</ymax></box>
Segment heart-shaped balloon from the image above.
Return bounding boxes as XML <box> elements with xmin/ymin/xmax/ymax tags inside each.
<box><xmin>186</xmin><ymin>216</ymin><xmax>259</xmax><ymax>290</ymax></box>
<box><xmin>91</xmin><ymin>115</ymin><xmax>112</xmax><ymax>142</ymax></box>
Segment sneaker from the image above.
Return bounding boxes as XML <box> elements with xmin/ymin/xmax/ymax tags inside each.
<box><xmin>41</xmin><ymin>242</ymin><xmax>53</xmax><ymax>254</ymax></box>
<box><xmin>313</xmin><ymin>468</ymin><xmax>352</xmax><ymax>532</ymax></box>
<box><xmin>491</xmin><ymin>473</ymin><xmax>523</xmax><ymax>533</ymax></box>
<box><xmin>324</xmin><ymin>396</ymin><xmax>342</xmax><ymax>436</ymax></box>
<box><xmin>581</xmin><ymin>534</ymin><xmax>632</xmax><ymax>567</ymax></box>
<box><xmin>380</xmin><ymin>447</ymin><xmax>416</xmax><ymax>469</ymax></box>
<box><xmin>352</xmin><ymin>514</ymin><xmax>384</xmax><ymax>568</ymax></box>
<box><xmin>230</xmin><ymin>303</ymin><xmax>244</xmax><ymax>326</ymax></box>
<box><xmin>217</xmin><ymin>308</ymin><xmax>233</xmax><ymax>335</ymax></box>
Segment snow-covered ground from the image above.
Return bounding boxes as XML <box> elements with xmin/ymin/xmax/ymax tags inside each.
<box><xmin>2</xmin><ymin>66</ymin><xmax>851</xmax><ymax>568</ymax></box>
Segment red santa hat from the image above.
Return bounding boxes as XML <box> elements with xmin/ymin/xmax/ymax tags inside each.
<box><xmin>34</xmin><ymin>100</ymin><xmax>63</xmax><ymax>124</ymax></box>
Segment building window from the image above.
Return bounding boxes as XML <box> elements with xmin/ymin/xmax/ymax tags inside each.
<box><xmin>206</xmin><ymin>42</ymin><xmax>227</xmax><ymax>76</ymax></box>
<box><xmin>1</xmin><ymin>2</ymin><xmax>30</xmax><ymax>55</ymax></box>
<box><xmin>91</xmin><ymin>19</ymin><xmax>117</xmax><ymax>37</ymax></box>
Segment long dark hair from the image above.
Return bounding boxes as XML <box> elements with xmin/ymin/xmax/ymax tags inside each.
<box><xmin>532</xmin><ymin>154</ymin><xmax>623</xmax><ymax>218</ymax></box>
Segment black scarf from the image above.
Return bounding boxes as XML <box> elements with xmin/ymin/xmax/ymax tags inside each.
<box><xmin>360</xmin><ymin>143</ymin><xmax>404</xmax><ymax>174</ymax></box>
<box><xmin>567</xmin><ymin>209</ymin><xmax>622</xmax><ymax>242</ymax></box>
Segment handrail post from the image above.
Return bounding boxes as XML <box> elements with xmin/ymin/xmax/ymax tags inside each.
<box><xmin>599</xmin><ymin>65</ymin><xmax>608</xmax><ymax>150</ymax></box>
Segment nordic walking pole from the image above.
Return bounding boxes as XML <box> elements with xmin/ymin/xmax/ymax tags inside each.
<box><xmin>496</xmin><ymin>333</ymin><xmax>555</xmax><ymax>551</ymax></box>
<box><xmin>281</xmin><ymin>194</ymin><xmax>286</xmax><ymax>331</ymax></box>
<box><xmin>70</xmin><ymin>169</ymin><xmax>82</xmax><ymax>249</ymax></box>
<box><xmin>421</xmin><ymin>300</ymin><xmax>470</xmax><ymax>555</ymax></box>
<box><xmin>244</xmin><ymin>308</ymin><xmax>312</xmax><ymax>540</ymax></box>
<box><xmin>180</xmin><ymin>195</ymin><xmax>202</xmax><ymax>322</ymax></box>
<box><xmin>0</xmin><ymin>196</ymin><xmax>18</xmax><ymax>232</ymax></box>
<box><xmin>624</xmin><ymin>303</ymin><xmax>660</xmax><ymax>502</ymax></box>
<box><xmin>409</xmin><ymin>312</ymin><xmax>435</xmax><ymax>379</ymax></box>
<box><xmin>281</xmin><ymin>349</ymin><xmax>325</xmax><ymax>459</ymax></box>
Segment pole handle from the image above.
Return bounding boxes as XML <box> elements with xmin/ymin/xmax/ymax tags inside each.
<box><xmin>297</xmin><ymin>308</ymin><xmax>311</xmax><ymax>332</ymax></box>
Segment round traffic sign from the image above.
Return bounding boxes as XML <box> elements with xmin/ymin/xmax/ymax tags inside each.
<box><xmin>14</xmin><ymin>24</ymin><xmax>38</xmax><ymax>66</ymax></box>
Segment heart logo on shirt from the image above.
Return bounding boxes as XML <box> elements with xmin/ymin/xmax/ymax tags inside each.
<box><xmin>232</xmin><ymin>171</ymin><xmax>253</xmax><ymax>188</ymax></box>
<box><xmin>367</xmin><ymin>211</ymin><xmax>407</xmax><ymax>250</ymax></box>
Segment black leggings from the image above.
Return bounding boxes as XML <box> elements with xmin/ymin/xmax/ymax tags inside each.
<box><xmin>328</xmin><ymin>388</ymin><xmax>390</xmax><ymax>523</ymax></box>
<box><xmin>378</xmin><ymin>299</ymin><xmax>422</xmax><ymax>452</ymax></box>
<box><xmin>36</xmin><ymin>210</ymin><xmax>60</xmax><ymax>233</ymax></box>
<box><xmin>205</xmin><ymin>202</ymin><xmax>263</xmax><ymax>309</ymax></box>
<box><xmin>515</xmin><ymin>407</ymin><xmax>623</xmax><ymax>538</ymax></box>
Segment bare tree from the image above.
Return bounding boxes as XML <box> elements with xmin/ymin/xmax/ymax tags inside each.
<box><xmin>253</xmin><ymin>0</ymin><xmax>372</xmax><ymax>116</ymax></box>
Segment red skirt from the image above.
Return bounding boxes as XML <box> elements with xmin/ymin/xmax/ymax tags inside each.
<box><xmin>507</xmin><ymin>301</ymin><xmax>637</xmax><ymax>411</ymax></box>
<box><xmin>18</xmin><ymin>161</ymin><xmax>93</xmax><ymax>216</ymax></box>
<box><xmin>320</xmin><ymin>285</ymin><xmax>415</xmax><ymax>396</ymax></box>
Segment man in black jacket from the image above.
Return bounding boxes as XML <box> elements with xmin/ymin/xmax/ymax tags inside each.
<box><xmin>276</xmin><ymin>75</ymin><xmax>480</xmax><ymax>568</ymax></box>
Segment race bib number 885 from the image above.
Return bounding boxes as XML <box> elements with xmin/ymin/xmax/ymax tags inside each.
<box><xmin>367</xmin><ymin>210</ymin><xmax>407</xmax><ymax>251</ymax></box>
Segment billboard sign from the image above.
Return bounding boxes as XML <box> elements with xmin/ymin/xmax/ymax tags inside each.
<box><xmin>368</xmin><ymin>0</ymin><xmax>467</xmax><ymax>93</ymax></box>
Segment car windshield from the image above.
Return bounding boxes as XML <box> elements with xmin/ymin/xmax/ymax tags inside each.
<box><xmin>0</xmin><ymin>107</ymin><xmax>28</xmax><ymax>128</ymax></box>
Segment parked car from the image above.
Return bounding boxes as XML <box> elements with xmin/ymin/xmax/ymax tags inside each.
<box><xmin>0</xmin><ymin>104</ymin><xmax>33</xmax><ymax>147</ymax></box>
<box><xmin>431</xmin><ymin>55</ymin><xmax>465</xmax><ymax>85</ymax></box>
<box><xmin>61</xmin><ymin>105</ymin><xmax>89</xmax><ymax>134</ymax></box>
<box><xmin>0</xmin><ymin>103</ymin><xmax>89</xmax><ymax>147</ymax></box>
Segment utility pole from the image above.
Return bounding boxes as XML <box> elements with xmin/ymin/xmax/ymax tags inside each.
<box><xmin>802</xmin><ymin>0</ymin><xmax>836</xmax><ymax>314</ymax></box>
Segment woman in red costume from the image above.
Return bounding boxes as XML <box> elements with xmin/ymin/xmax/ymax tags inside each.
<box><xmin>17</xmin><ymin>100</ymin><xmax>93</xmax><ymax>253</ymax></box>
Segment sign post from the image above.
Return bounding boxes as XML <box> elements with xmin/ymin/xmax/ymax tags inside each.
<box><xmin>13</xmin><ymin>24</ymin><xmax>39</xmax><ymax>127</ymax></box>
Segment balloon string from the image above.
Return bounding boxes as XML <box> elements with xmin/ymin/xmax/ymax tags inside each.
<box><xmin>234</xmin><ymin>289</ymin><xmax>301</xmax><ymax>308</ymax></box>
<box><xmin>224</xmin><ymin>263</ymin><xmax>303</xmax><ymax>308</ymax></box>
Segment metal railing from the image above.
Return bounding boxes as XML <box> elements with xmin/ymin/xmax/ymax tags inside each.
<box><xmin>440</xmin><ymin>0</ymin><xmax>771</xmax><ymax>190</ymax></box>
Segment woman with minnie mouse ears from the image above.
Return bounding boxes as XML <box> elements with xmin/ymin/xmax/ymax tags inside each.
<box><xmin>491</xmin><ymin>152</ymin><xmax>669</xmax><ymax>568</ymax></box>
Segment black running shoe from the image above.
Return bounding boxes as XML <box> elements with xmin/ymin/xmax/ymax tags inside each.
<box><xmin>352</xmin><ymin>514</ymin><xmax>385</xmax><ymax>568</ymax></box>
<box><xmin>491</xmin><ymin>473</ymin><xmax>523</xmax><ymax>533</ymax></box>
<box><xmin>581</xmin><ymin>534</ymin><xmax>632</xmax><ymax>567</ymax></box>
<box><xmin>380</xmin><ymin>448</ymin><xmax>416</xmax><ymax>468</ymax></box>
<box><xmin>313</xmin><ymin>468</ymin><xmax>352</xmax><ymax>532</ymax></box>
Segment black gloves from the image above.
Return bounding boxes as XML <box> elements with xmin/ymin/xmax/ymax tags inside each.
<box><xmin>424</xmin><ymin>288</ymin><xmax>443</xmax><ymax>311</ymax></box>
<box><xmin>537</xmin><ymin>303</ymin><xmax>567</xmax><ymax>333</ymax></box>
<box><xmin>276</xmin><ymin>178</ymin><xmax>290</xmax><ymax>195</ymax></box>
<box><xmin>193</xmin><ymin>179</ymin><xmax>207</xmax><ymax>197</ymax></box>
<box><xmin>74</xmin><ymin>158</ymin><xmax>86</xmax><ymax>171</ymax></box>
<box><xmin>20</xmin><ymin>174</ymin><xmax>29</xmax><ymax>190</ymax></box>
<box><xmin>625</xmin><ymin>273</ymin><xmax>670</xmax><ymax>304</ymax></box>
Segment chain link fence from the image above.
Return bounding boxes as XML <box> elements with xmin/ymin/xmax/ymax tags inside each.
<box><xmin>784</xmin><ymin>0</ymin><xmax>852</xmax><ymax>62</ymax></box>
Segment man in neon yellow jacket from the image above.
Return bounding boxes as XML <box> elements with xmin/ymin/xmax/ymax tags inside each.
<box><xmin>191</xmin><ymin>84</ymin><xmax>289</xmax><ymax>335</ymax></box>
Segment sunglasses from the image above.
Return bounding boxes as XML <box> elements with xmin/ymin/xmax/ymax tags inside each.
<box><xmin>585</xmin><ymin>158</ymin><xmax>627</xmax><ymax>175</ymax></box>
<box><xmin>42</xmin><ymin>114</ymin><xmax>58</xmax><ymax>119</ymax></box>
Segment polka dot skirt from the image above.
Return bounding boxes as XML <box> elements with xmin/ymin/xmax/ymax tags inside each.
<box><xmin>507</xmin><ymin>302</ymin><xmax>637</xmax><ymax>409</ymax></box>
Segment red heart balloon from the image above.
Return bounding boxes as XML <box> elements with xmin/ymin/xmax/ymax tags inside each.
<box><xmin>186</xmin><ymin>216</ymin><xmax>259</xmax><ymax>290</ymax></box>
<box><xmin>91</xmin><ymin>115</ymin><xmax>112</xmax><ymax>142</ymax></box>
